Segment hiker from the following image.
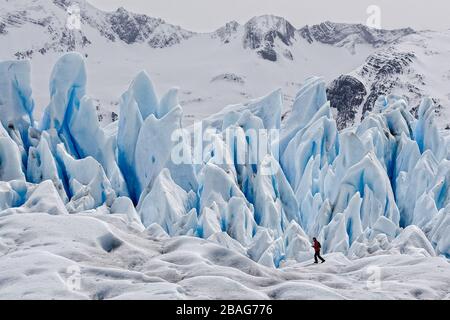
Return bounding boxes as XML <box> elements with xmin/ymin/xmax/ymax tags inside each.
<box><xmin>312</xmin><ymin>237</ymin><xmax>325</xmax><ymax>264</ymax></box>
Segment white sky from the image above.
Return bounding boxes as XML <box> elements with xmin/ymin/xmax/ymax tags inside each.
<box><xmin>87</xmin><ymin>0</ymin><xmax>449</xmax><ymax>32</ymax></box>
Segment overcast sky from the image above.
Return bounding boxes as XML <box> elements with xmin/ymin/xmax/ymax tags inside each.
<box><xmin>87</xmin><ymin>0</ymin><xmax>449</xmax><ymax>32</ymax></box>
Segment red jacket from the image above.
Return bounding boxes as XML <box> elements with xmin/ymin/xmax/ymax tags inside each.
<box><xmin>313</xmin><ymin>240</ymin><xmax>321</xmax><ymax>253</ymax></box>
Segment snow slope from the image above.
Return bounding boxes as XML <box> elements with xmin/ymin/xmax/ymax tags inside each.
<box><xmin>0</xmin><ymin>212</ymin><xmax>448</xmax><ymax>299</ymax></box>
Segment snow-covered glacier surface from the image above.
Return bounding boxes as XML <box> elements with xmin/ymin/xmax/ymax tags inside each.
<box><xmin>0</xmin><ymin>53</ymin><xmax>449</xmax><ymax>299</ymax></box>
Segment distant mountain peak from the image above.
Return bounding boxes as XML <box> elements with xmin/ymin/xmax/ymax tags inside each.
<box><xmin>0</xmin><ymin>0</ymin><xmax>416</xmax><ymax>63</ymax></box>
<box><xmin>212</xmin><ymin>20</ymin><xmax>240</xmax><ymax>43</ymax></box>
<box><xmin>241</xmin><ymin>15</ymin><xmax>297</xmax><ymax>62</ymax></box>
<box><xmin>299</xmin><ymin>22</ymin><xmax>415</xmax><ymax>47</ymax></box>
<box><xmin>0</xmin><ymin>0</ymin><xmax>195</xmax><ymax>57</ymax></box>
<box><xmin>243</xmin><ymin>15</ymin><xmax>297</xmax><ymax>48</ymax></box>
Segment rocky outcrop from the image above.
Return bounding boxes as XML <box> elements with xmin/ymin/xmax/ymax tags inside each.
<box><xmin>108</xmin><ymin>8</ymin><xmax>193</xmax><ymax>48</ymax></box>
<box><xmin>213</xmin><ymin>21</ymin><xmax>240</xmax><ymax>44</ymax></box>
<box><xmin>327</xmin><ymin>75</ymin><xmax>367</xmax><ymax>130</ymax></box>
<box><xmin>108</xmin><ymin>7</ymin><xmax>161</xmax><ymax>44</ymax></box>
<box><xmin>243</xmin><ymin>15</ymin><xmax>296</xmax><ymax>62</ymax></box>
<box><xmin>328</xmin><ymin>47</ymin><xmax>429</xmax><ymax>130</ymax></box>
<box><xmin>359</xmin><ymin>48</ymin><xmax>419</xmax><ymax>114</ymax></box>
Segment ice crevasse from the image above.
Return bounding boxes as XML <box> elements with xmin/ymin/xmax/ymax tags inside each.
<box><xmin>0</xmin><ymin>53</ymin><xmax>448</xmax><ymax>267</ymax></box>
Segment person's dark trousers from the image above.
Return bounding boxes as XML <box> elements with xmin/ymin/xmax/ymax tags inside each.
<box><xmin>314</xmin><ymin>252</ymin><xmax>325</xmax><ymax>263</ymax></box>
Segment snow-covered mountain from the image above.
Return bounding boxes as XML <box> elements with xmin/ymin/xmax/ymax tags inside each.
<box><xmin>0</xmin><ymin>1</ymin><xmax>409</xmax><ymax>59</ymax></box>
<box><xmin>3</xmin><ymin>0</ymin><xmax>449</xmax><ymax>131</ymax></box>
<box><xmin>1</xmin><ymin>0</ymin><xmax>194</xmax><ymax>57</ymax></box>
<box><xmin>1</xmin><ymin>1</ymin><xmax>450</xmax><ymax>298</ymax></box>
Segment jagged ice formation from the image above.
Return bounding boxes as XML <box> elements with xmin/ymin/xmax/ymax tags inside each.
<box><xmin>0</xmin><ymin>53</ymin><xmax>448</xmax><ymax>268</ymax></box>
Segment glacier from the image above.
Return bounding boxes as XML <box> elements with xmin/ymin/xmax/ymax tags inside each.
<box><xmin>0</xmin><ymin>52</ymin><xmax>449</xmax><ymax>274</ymax></box>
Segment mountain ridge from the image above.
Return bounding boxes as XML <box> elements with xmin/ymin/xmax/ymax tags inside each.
<box><xmin>1</xmin><ymin>0</ymin><xmax>449</xmax><ymax>132</ymax></box>
<box><xmin>0</xmin><ymin>0</ymin><xmax>416</xmax><ymax>56</ymax></box>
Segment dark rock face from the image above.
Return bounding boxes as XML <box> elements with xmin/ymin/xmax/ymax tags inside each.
<box><xmin>106</xmin><ymin>7</ymin><xmax>193</xmax><ymax>48</ymax></box>
<box><xmin>282</xmin><ymin>49</ymin><xmax>293</xmax><ymax>60</ymax></box>
<box><xmin>263</xmin><ymin>27</ymin><xmax>296</xmax><ymax>47</ymax></box>
<box><xmin>0</xmin><ymin>22</ymin><xmax>6</xmax><ymax>34</ymax></box>
<box><xmin>360</xmin><ymin>49</ymin><xmax>417</xmax><ymax>114</ymax></box>
<box><xmin>299</xmin><ymin>21</ymin><xmax>415</xmax><ymax>47</ymax></box>
<box><xmin>361</xmin><ymin>50</ymin><xmax>415</xmax><ymax>79</ymax></box>
<box><xmin>329</xmin><ymin>47</ymin><xmax>426</xmax><ymax>130</ymax></box>
<box><xmin>109</xmin><ymin>7</ymin><xmax>161</xmax><ymax>44</ymax></box>
<box><xmin>298</xmin><ymin>25</ymin><xmax>313</xmax><ymax>44</ymax></box>
<box><xmin>213</xmin><ymin>21</ymin><xmax>240</xmax><ymax>43</ymax></box>
<box><xmin>147</xmin><ymin>25</ymin><xmax>192</xmax><ymax>48</ymax></box>
<box><xmin>327</xmin><ymin>75</ymin><xmax>367</xmax><ymax>130</ymax></box>
<box><xmin>243</xmin><ymin>15</ymin><xmax>296</xmax><ymax>62</ymax></box>
<box><xmin>257</xmin><ymin>44</ymin><xmax>278</xmax><ymax>62</ymax></box>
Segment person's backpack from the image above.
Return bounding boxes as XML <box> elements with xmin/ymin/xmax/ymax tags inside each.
<box><xmin>317</xmin><ymin>241</ymin><xmax>321</xmax><ymax>249</ymax></box>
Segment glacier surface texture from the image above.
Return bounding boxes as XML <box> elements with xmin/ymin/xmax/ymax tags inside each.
<box><xmin>0</xmin><ymin>53</ymin><xmax>449</xmax><ymax>276</ymax></box>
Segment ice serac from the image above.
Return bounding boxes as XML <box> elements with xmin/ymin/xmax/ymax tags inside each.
<box><xmin>383</xmin><ymin>98</ymin><xmax>414</xmax><ymax>138</ymax></box>
<box><xmin>0</xmin><ymin>180</ymin><xmax>27</xmax><ymax>212</ymax></box>
<box><xmin>253</xmin><ymin>155</ymin><xmax>299</xmax><ymax>238</ymax></box>
<box><xmin>283</xmin><ymin>221</ymin><xmax>313</xmax><ymax>262</ymax></box>
<box><xmin>158</xmin><ymin>87</ymin><xmax>180</xmax><ymax>118</ymax></box>
<box><xmin>56</xmin><ymin>144</ymin><xmax>116</xmax><ymax>213</ymax></box>
<box><xmin>27</xmin><ymin>134</ymin><xmax>67</xmax><ymax>203</ymax></box>
<box><xmin>197</xmin><ymin>163</ymin><xmax>256</xmax><ymax>246</ymax></box>
<box><xmin>334</xmin><ymin>153</ymin><xmax>400</xmax><ymax>228</ymax></box>
<box><xmin>279</xmin><ymin>77</ymin><xmax>327</xmax><ymax>155</ymax></box>
<box><xmin>319</xmin><ymin>212</ymin><xmax>349</xmax><ymax>254</ymax></box>
<box><xmin>111</xmin><ymin>196</ymin><xmax>143</xmax><ymax>230</ymax></box>
<box><xmin>138</xmin><ymin>169</ymin><xmax>196</xmax><ymax>235</ymax></box>
<box><xmin>414</xmin><ymin>97</ymin><xmax>445</xmax><ymax>160</ymax></box>
<box><xmin>202</xmin><ymin>89</ymin><xmax>282</xmax><ymax>132</ymax></box>
<box><xmin>16</xmin><ymin>180</ymin><xmax>68</xmax><ymax>215</ymax></box>
<box><xmin>117</xmin><ymin>93</ymin><xmax>143</xmax><ymax>202</ymax></box>
<box><xmin>391</xmin><ymin>225</ymin><xmax>436</xmax><ymax>257</ymax></box>
<box><xmin>193</xmin><ymin>90</ymin><xmax>312</xmax><ymax>262</ymax></box>
<box><xmin>281</xmin><ymin>99</ymin><xmax>337</xmax><ymax>232</ymax></box>
<box><xmin>40</xmin><ymin>53</ymin><xmax>87</xmax><ymax>156</ymax></box>
<box><xmin>220</xmin><ymin>107</ymin><xmax>299</xmax><ymax>239</ymax></box>
<box><xmin>127</xmin><ymin>71</ymin><xmax>159</xmax><ymax>120</ymax></box>
<box><xmin>0</xmin><ymin>60</ymin><xmax>34</xmax><ymax>150</ymax></box>
<box><xmin>135</xmin><ymin>106</ymin><xmax>183</xmax><ymax>198</ymax></box>
<box><xmin>258</xmin><ymin>237</ymin><xmax>285</xmax><ymax>268</ymax></box>
<box><xmin>246</xmin><ymin>89</ymin><xmax>282</xmax><ymax>130</ymax></box>
<box><xmin>342</xmin><ymin>192</ymin><xmax>363</xmax><ymax>245</ymax></box>
<box><xmin>396</xmin><ymin>150</ymin><xmax>438</xmax><ymax>227</ymax></box>
<box><xmin>2</xmin><ymin>53</ymin><xmax>450</xmax><ymax>266</ymax></box>
<box><xmin>428</xmin><ymin>206</ymin><xmax>450</xmax><ymax>258</ymax></box>
<box><xmin>69</xmin><ymin>96</ymin><xmax>128</xmax><ymax>197</ymax></box>
<box><xmin>0</xmin><ymin>129</ymin><xmax>26</xmax><ymax>182</ymax></box>
<box><xmin>118</xmin><ymin>72</ymin><xmax>197</xmax><ymax>201</ymax></box>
